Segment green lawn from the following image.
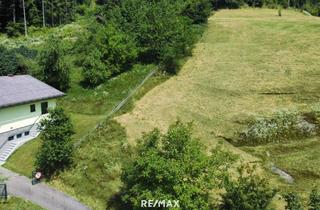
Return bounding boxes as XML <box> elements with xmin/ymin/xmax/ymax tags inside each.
<box><xmin>4</xmin><ymin>113</ymin><xmax>103</xmax><ymax>177</ymax></box>
<box><xmin>0</xmin><ymin>197</ymin><xmax>44</xmax><ymax>210</ymax></box>
<box><xmin>241</xmin><ymin>137</ymin><xmax>320</xmax><ymax>196</ymax></box>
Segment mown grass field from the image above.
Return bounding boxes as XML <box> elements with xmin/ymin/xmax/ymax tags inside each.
<box><xmin>116</xmin><ymin>7</ymin><xmax>320</xmax><ymax>198</ymax></box>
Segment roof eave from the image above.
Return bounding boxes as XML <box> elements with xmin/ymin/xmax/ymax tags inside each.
<box><xmin>0</xmin><ymin>94</ymin><xmax>65</xmax><ymax>109</ymax></box>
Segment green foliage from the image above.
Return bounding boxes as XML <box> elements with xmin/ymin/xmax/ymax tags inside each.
<box><xmin>309</xmin><ymin>187</ymin><xmax>320</xmax><ymax>210</ymax></box>
<box><xmin>35</xmin><ymin>108</ymin><xmax>75</xmax><ymax>178</ymax></box>
<box><xmin>78</xmin><ymin>23</ymin><xmax>138</xmax><ymax>86</ymax></box>
<box><xmin>39</xmin><ymin>35</ymin><xmax>70</xmax><ymax>91</ymax></box>
<box><xmin>210</xmin><ymin>0</ymin><xmax>319</xmax><ymax>12</ymax></box>
<box><xmin>221</xmin><ymin>165</ymin><xmax>277</xmax><ymax>210</ymax></box>
<box><xmin>5</xmin><ymin>22</ymin><xmax>24</xmax><ymax>37</ymax></box>
<box><xmin>211</xmin><ymin>0</ymin><xmax>244</xmax><ymax>9</ymax></box>
<box><xmin>283</xmin><ymin>192</ymin><xmax>304</xmax><ymax>210</ymax></box>
<box><xmin>54</xmin><ymin>119</ymin><xmax>129</xmax><ymax>209</ymax></box>
<box><xmin>182</xmin><ymin>0</ymin><xmax>213</xmax><ymax>24</ymax></box>
<box><xmin>0</xmin><ymin>45</ymin><xmax>27</xmax><ymax>76</ymax></box>
<box><xmin>245</xmin><ymin>0</ymin><xmax>263</xmax><ymax>7</ymax></box>
<box><xmin>121</xmin><ymin>121</ymin><xmax>237</xmax><ymax>210</ymax></box>
<box><xmin>106</xmin><ymin>0</ymin><xmax>197</xmax><ymax>73</ymax></box>
<box><xmin>304</xmin><ymin>0</ymin><xmax>320</xmax><ymax>16</ymax></box>
<box><xmin>237</xmin><ymin>111</ymin><xmax>319</xmax><ymax>146</ymax></box>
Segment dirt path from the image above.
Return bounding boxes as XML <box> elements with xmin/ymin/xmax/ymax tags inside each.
<box><xmin>0</xmin><ymin>167</ymin><xmax>90</xmax><ymax>210</ymax></box>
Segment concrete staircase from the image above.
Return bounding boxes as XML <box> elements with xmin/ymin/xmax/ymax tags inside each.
<box><xmin>0</xmin><ymin>120</ymin><xmax>40</xmax><ymax>165</ymax></box>
<box><xmin>0</xmin><ymin>141</ymin><xmax>19</xmax><ymax>163</ymax></box>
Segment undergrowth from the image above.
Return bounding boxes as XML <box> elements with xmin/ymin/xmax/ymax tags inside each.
<box><xmin>234</xmin><ymin>111</ymin><xmax>320</xmax><ymax>146</ymax></box>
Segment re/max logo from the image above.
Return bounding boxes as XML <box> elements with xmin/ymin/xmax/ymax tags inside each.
<box><xmin>141</xmin><ymin>200</ymin><xmax>180</xmax><ymax>208</ymax></box>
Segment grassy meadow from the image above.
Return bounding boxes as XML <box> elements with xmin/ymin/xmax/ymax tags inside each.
<box><xmin>116</xmin><ymin>7</ymin><xmax>320</xmax><ymax>200</ymax></box>
<box><xmin>0</xmin><ymin>197</ymin><xmax>44</xmax><ymax>210</ymax></box>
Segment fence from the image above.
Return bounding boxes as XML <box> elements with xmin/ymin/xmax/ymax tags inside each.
<box><xmin>74</xmin><ymin>67</ymin><xmax>159</xmax><ymax>148</ymax></box>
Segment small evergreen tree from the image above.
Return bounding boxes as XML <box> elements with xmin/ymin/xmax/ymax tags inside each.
<box><xmin>221</xmin><ymin>165</ymin><xmax>277</xmax><ymax>210</ymax></box>
<box><xmin>39</xmin><ymin>35</ymin><xmax>70</xmax><ymax>91</ymax></box>
<box><xmin>283</xmin><ymin>192</ymin><xmax>304</xmax><ymax>210</ymax></box>
<box><xmin>35</xmin><ymin>108</ymin><xmax>74</xmax><ymax>178</ymax></box>
<box><xmin>309</xmin><ymin>187</ymin><xmax>320</xmax><ymax>210</ymax></box>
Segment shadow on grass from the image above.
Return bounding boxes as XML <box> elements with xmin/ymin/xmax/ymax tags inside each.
<box><xmin>106</xmin><ymin>192</ymin><xmax>132</xmax><ymax>210</ymax></box>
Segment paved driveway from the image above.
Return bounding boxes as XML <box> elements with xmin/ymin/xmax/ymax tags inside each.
<box><xmin>0</xmin><ymin>167</ymin><xmax>90</xmax><ymax>210</ymax></box>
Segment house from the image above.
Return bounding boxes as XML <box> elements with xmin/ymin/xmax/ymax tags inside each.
<box><xmin>0</xmin><ymin>75</ymin><xmax>64</xmax><ymax>163</ymax></box>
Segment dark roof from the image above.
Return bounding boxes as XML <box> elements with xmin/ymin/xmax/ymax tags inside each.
<box><xmin>0</xmin><ymin>75</ymin><xmax>65</xmax><ymax>108</ymax></box>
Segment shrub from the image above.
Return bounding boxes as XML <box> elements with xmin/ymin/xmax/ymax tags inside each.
<box><xmin>39</xmin><ymin>35</ymin><xmax>70</xmax><ymax>91</ymax></box>
<box><xmin>309</xmin><ymin>187</ymin><xmax>320</xmax><ymax>210</ymax></box>
<box><xmin>106</xmin><ymin>0</ymin><xmax>196</xmax><ymax>69</ymax></box>
<box><xmin>244</xmin><ymin>0</ymin><xmax>263</xmax><ymax>7</ymax></box>
<box><xmin>5</xmin><ymin>22</ymin><xmax>24</xmax><ymax>37</ymax></box>
<box><xmin>211</xmin><ymin>0</ymin><xmax>244</xmax><ymax>9</ymax></box>
<box><xmin>0</xmin><ymin>45</ymin><xmax>27</xmax><ymax>76</ymax></box>
<box><xmin>221</xmin><ymin>164</ymin><xmax>277</xmax><ymax>210</ymax></box>
<box><xmin>121</xmin><ymin>121</ymin><xmax>237</xmax><ymax>210</ymax></box>
<box><xmin>78</xmin><ymin>23</ymin><xmax>138</xmax><ymax>87</ymax></box>
<box><xmin>182</xmin><ymin>0</ymin><xmax>212</xmax><ymax>24</ymax></box>
<box><xmin>237</xmin><ymin>111</ymin><xmax>319</xmax><ymax>146</ymax></box>
<box><xmin>35</xmin><ymin>108</ymin><xmax>74</xmax><ymax>178</ymax></box>
<box><xmin>283</xmin><ymin>192</ymin><xmax>304</xmax><ymax>210</ymax></box>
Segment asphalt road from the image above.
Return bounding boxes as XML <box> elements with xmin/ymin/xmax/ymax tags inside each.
<box><xmin>0</xmin><ymin>167</ymin><xmax>90</xmax><ymax>210</ymax></box>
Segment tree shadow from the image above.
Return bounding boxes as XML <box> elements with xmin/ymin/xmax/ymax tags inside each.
<box><xmin>106</xmin><ymin>192</ymin><xmax>131</xmax><ymax>210</ymax></box>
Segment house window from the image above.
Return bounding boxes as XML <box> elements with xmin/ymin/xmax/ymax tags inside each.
<box><xmin>8</xmin><ymin>136</ymin><xmax>14</xmax><ymax>141</ymax></box>
<box><xmin>30</xmin><ymin>104</ymin><xmax>36</xmax><ymax>112</ymax></box>
<box><xmin>17</xmin><ymin>133</ymin><xmax>22</xmax><ymax>138</ymax></box>
<box><xmin>25</xmin><ymin>131</ymin><xmax>30</xmax><ymax>136</ymax></box>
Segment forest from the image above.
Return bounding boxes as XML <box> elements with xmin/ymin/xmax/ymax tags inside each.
<box><xmin>0</xmin><ymin>0</ymin><xmax>319</xmax><ymax>35</ymax></box>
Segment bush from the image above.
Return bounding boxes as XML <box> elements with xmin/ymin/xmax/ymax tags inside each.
<box><xmin>182</xmin><ymin>0</ymin><xmax>212</xmax><ymax>24</ymax></box>
<box><xmin>304</xmin><ymin>0</ymin><xmax>320</xmax><ymax>16</ymax></box>
<box><xmin>5</xmin><ymin>22</ymin><xmax>24</xmax><ymax>37</ymax></box>
<box><xmin>244</xmin><ymin>0</ymin><xmax>263</xmax><ymax>7</ymax></box>
<box><xmin>221</xmin><ymin>164</ymin><xmax>277</xmax><ymax>210</ymax></box>
<box><xmin>39</xmin><ymin>36</ymin><xmax>70</xmax><ymax>91</ymax></box>
<box><xmin>211</xmin><ymin>0</ymin><xmax>244</xmax><ymax>9</ymax></box>
<box><xmin>0</xmin><ymin>45</ymin><xmax>27</xmax><ymax>76</ymax></box>
<box><xmin>78</xmin><ymin>23</ymin><xmax>138</xmax><ymax>87</ymax></box>
<box><xmin>121</xmin><ymin>121</ymin><xmax>237</xmax><ymax>210</ymax></box>
<box><xmin>309</xmin><ymin>187</ymin><xmax>320</xmax><ymax>210</ymax></box>
<box><xmin>35</xmin><ymin>108</ymin><xmax>74</xmax><ymax>178</ymax></box>
<box><xmin>106</xmin><ymin>0</ymin><xmax>196</xmax><ymax>69</ymax></box>
<box><xmin>237</xmin><ymin>111</ymin><xmax>319</xmax><ymax>146</ymax></box>
<box><xmin>283</xmin><ymin>192</ymin><xmax>304</xmax><ymax>210</ymax></box>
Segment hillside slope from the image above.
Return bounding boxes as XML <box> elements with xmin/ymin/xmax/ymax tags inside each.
<box><xmin>116</xmin><ymin>9</ymin><xmax>320</xmax><ymax>150</ymax></box>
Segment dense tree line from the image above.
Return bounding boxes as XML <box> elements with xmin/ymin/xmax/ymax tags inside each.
<box><xmin>77</xmin><ymin>0</ymin><xmax>213</xmax><ymax>86</ymax></box>
<box><xmin>0</xmin><ymin>0</ymin><xmax>79</xmax><ymax>35</ymax></box>
<box><xmin>212</xmin><ymin>0</ymin><xmax>319</xmax><ymax>16</ymax></box>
